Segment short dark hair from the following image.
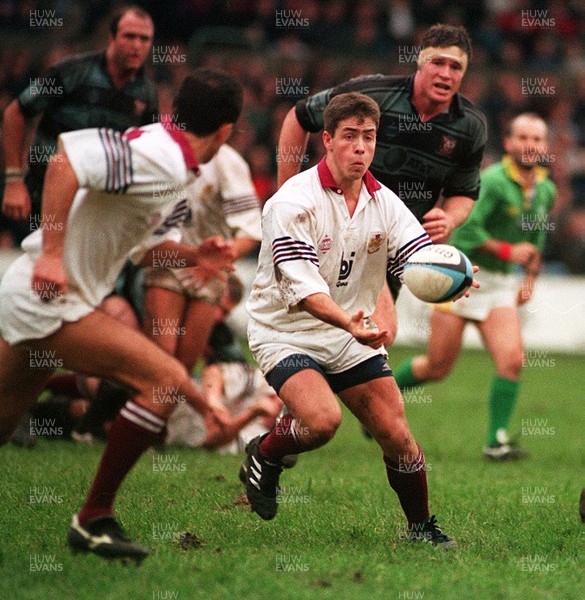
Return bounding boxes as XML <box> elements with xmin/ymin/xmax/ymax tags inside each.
<box><xmin>421</xmin><ymin>23</ymin><xmax>472</xmax><ymax>60</ymax></box>
<box><xmin>173</xmin><ymin>69</ymin><xmax>243</xmax><ymax>136</ymax></box>
<box><xmin>109</xmin><ymin>4</ymin><xmax>153</xmax><ymax>37</ymax></box>
<box><xmin>323</xmin><ymin>92</ymin><xmax>380</xmax><ymax>136</ymax></box>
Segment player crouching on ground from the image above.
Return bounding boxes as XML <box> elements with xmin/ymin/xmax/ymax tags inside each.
<box><xmin>0</xmin><ymin>68</ymin><xmax>243</xmax><ymax>563</ymax></box>
<box><xmin>242</xmin><ymin>92</ymin><xmax>461</xmax><ymax>548</ymax></box>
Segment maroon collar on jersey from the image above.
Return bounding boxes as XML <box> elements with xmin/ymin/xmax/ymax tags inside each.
<box><xmin>161</xmin><ymin>116</ymin><xmax>200</xmax><ymax>174</ymax></box>
<box><xmin>317</xmin><ymin>157</ymin><xmax>381</xmax><ymax>196</ymax></box>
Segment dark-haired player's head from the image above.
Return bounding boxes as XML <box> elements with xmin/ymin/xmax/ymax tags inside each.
<box><xmin>173</xmin><ymin>69</ymin><xmax>243</xmax><ymax>162</ymax></box>
<box><xmin>323</xmin><ymin>92</ymin><xmax>380</xmax><ymax>136</ymax></box>
<box><xmin>322</xmin><ymin>93</ymin><xmax>380</xmax><ymax>182</ymax></box>
<box><xmin>420</xmin><ymin>24</ymin><xmax>472</xmax><ymax>62</ymax></box>
<box><xmin>415</xmin><ymin>24</ymin><xmax>471</xmax><ymax>107</ymax></box>
<box><xmin>107</xmin><ymin>4</ymin><xmax>154</xmax><ymax>75</ymax></box>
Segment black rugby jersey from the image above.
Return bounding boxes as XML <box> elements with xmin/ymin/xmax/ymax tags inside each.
<box><xmin>18</xmin><ymin>50</ymin><xmax>158</xmax><ymax>185</ymax></box>
<box><xmin>296</xmin><ymin>74</ymin><xmax>487</xmax><ymax>222</ymax></box>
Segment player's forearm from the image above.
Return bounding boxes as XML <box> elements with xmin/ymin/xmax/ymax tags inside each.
<box><xmin>40</xmin><ymin>144</ymin><xmax>79</xmax><ymax>257</ymax></box>
<box><xmin>299</xmin><ymin>292</ymin><xmax>351</xmax><ymax>331</ymax></box>
<box><xmin>2</xmin><ymin>100</ymin><xmax>27</xmax><ymax>170</ymax></box>
<box><xmin>276</xmin><ymin>107</ymin><xmax>309</xmax><ymax>188</ymax></box>
<box><xmin>442</xmin><ymin>196</ymin><xmax>475</xmax><ymax>229</ymax></box>
<box><xmin>202</xmin><ymin>365</ymin><xmax>225</xmax><ymax>406</ymax></box>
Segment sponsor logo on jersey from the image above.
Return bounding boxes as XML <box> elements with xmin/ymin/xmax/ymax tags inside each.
<box><xmin>318</xmin><ymin>236</ymin><xmax>332</xmax><ymax>254</ymax></box>
<box><xmin>367</xmin><ymin>232</ymin><xmax>386</xmax><ymax>254</ymax></box>
<box><xmin>336</xmin><ymin>251</ymin><xmax>355</xmax><ymax>287</ymax></box>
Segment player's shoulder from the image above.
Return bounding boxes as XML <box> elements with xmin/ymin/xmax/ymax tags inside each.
<box><xmin>334</xmin><ymin>73</ymin><xmax>409</xmax><ymax>95</ymax></box>
<box><xmin>265</xmin><ymin>168</ymin><xmax>318</xmax><ymax>213</ymax></box>
<box><xmin>50</xmin><ymin>50</ymin><xmax>102</xmax><ymax>74</ymax></box>
<box><xmin>457</xmin><ymin>94</ymin><xmax>488</xmax><ymax>134</ymax></box>
<box><xmin>213</xmin><ymin>143</ymin><xmax>248</xmax><ymax>168</ymax></box>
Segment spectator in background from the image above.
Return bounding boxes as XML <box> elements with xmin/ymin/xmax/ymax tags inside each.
<box><xmin>1</xmin><ymin>4</ymin><xmax>157</xmax><ymax>245</ymax></box>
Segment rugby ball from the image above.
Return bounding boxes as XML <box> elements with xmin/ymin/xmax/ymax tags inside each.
<box><xmin>403</xmin><ymin>244</ymin><xmax>473</xmax><ymax>303</ymax></box>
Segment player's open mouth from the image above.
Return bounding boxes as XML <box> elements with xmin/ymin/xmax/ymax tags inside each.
<box><xmin>434</xmin><ymin>83</ymin><xmax>450</xmax><ymax>91</ymax></box>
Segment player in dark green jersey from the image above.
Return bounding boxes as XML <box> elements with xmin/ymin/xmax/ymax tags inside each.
<box><xmin>2</xmin><ymin>4</ymin><xmax>157</xmax><ymax>244</ymax></box>
<box><xmin>277</xmin><ymin>23</ymin><xmax>487</xmax><ymax>330</ymax></box>
<box><xmin>393</xmin><ymin>113</ymin><xmax>556</xmax><ymax>460</ymax></box>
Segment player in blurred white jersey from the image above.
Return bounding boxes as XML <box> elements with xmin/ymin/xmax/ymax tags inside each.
<box><xmin>0</xmin><ymin>69</ymin><xmax>243</xmax><ymax>562</ymax></box>
<box><xmin>143</xmin><ymin>143</ymin><xmax>262</xmax><ymax>372</ymax></box>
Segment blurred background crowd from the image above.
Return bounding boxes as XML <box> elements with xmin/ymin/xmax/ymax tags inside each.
<box><xmin>1</xmin><ymin>0</ymin><xmax>584</xmax><ymax>271</ymax></box>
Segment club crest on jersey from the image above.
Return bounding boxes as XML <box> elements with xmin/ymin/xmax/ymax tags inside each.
<box><xmin>437</xmin><ymin>135</ymin><xmax>457</xmax><ymax>157</ymax></box>
<box><xmin>318</xmin><ymin>236</ymin><xmax>332</xmax><ymax>254</ymax></box>
<box><xmin>367</xmin><ymin>232</ymin><xmax>386</xmax><ymax>254</ymax></box>
<box><xmin>133</xmin><ymin>99</ymin><xmax>147</xmax><ymax>116</ymax></box>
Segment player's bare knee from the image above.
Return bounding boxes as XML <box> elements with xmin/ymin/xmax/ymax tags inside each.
<box><xmin>498</xmin><ymin>350</ymin><xmax>523</xmax><ymax>378</ymax></box>
<box><xmin>138</xmin><ymin>356</ymin><xmax>190</xmax><ymax>401</ymax></box>
<box><xmin>306</xmin><ymin>409</ymin><xmax>342</xmax><ymax>445</ymax></box>
<box><xmin>427</xmin><ymin>360</ymin><xmax>453</xmax><ymax>381</ymax></box>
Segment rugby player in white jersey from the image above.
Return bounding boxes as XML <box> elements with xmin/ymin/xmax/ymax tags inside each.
<box><xmin>143</xmin><ymin>143</ymin><xmax>262</xmax><ymax>372</ymax></box>
<box><xmin>242</xmin><ymin>92</ymin><xmax>457</xmax><ymax>548</ymax></box>
<box><xmin>0</xmin><ymin>69</ymin><xmax>242</xmax><ymax>562</ymax></box>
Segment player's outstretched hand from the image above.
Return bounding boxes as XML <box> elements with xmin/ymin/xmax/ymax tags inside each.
<box><xmin>32</xmin><ymin>254</ymin><xmax>68</xmax><ymax>302</ymax></box>
<box><xmin>196</xmin><ymin>236</ymin><xmax>235</xmax><ymax>278</ymax></box>
<box><xmin>347</xmin><ymin>310</ymin><xmax>389</xmax><ymax>349</ymax></box>
<box><xmin>421</xmin><ymin>207</ymin><xmax>455</xmax><ymax>243</ymax></box>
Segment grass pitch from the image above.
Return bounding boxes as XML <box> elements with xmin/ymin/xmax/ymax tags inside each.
<box><xmin>0</xmin><ymin>346</ymin><xmax>582</xmax><ymax>600</ymax></box>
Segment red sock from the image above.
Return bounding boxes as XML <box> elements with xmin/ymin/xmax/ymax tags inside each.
<box><xmin>45</xmin><ymin>374</ymin><xmax>79</xmax><ymax>397</ymax></box>
<box><xmin>384</xmin><ymin>445</ymin><xmax>429</xmax><ymax>528</ymax></box>
<box><xmin>77</xmin><ymin>400</ymin><xmax>165</xmax><ymax>524</ymax></box>
<box><xmin>259</xmin><ymin>414</ymin><xmax>307</xmax><ymax>460</ymax></box>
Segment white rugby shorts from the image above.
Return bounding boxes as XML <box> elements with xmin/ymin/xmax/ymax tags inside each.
<box><xmin>0</xmin><ymin>254</ymin><xmax>94</xmax><ymax>345</ymax></box>
<box><xmin>248</xmin><ymin>317</ymin><xmax>386</xmax><ymax>377</ymax></box>
<box><xmin>144</xmin><ymin>266</ymin><xmax>226</xmax><ymax>305</ymax></box>
<box><xmin>435</xmin><ymin>269</ymin><xmax>517</xmax><ymax>321</ymax></box>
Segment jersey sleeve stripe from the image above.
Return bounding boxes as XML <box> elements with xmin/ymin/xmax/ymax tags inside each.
<box><xmin>272</xmin><ymin>236</ymin><xmax>319</xmax><ymax>267</ymax></box>
<box><xmin>274</xmin><ymin>255</ymin><xmax>320</xmax><ymax>267</ymax></box>
<box><xmin>387</xmin><ymin>233</ymin><xmax>432</xmax><ymax>278</ymax></box>
<box><xmin>153</xmin><ymin>199</ymin><xmax>190</xmax><ymax>234</ymax></box>
<box><xmin>223</xmin><ymin>195</ymin><xmax>261</xmax><ymax>214</ymax></box>
<box><xmin>98</xmin><ymin>128</ymin><xmax>133</xmax><ymax>194</ymax></box>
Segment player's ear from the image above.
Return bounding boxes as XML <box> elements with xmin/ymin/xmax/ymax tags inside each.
<box><xmin>217</xmin><ymin>122</ymin><xmax>234</xmax><ymax>144</ymax></box>
<box><xmin>323</xmin><ymin>130</ymin><xmax>332</xmax><ymax>151</ymax></box>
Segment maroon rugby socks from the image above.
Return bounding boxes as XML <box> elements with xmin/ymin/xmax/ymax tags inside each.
<box><xmin>384</xmin><ymin>445</ymin><xmax>429</xmax><ymax>528</ymax></box>
<box><xmin>259</xmin><ymin>413</ymin><xmax>307</xmax><ymax>459</ymax></box>
<box><xmin>77</xmin><ymin>400</ymin><xmax>165</xmax><ymax>525</ymax></box>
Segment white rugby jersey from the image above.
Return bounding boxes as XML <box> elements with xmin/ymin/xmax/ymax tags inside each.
<box><xmin>247</xmin><ymin>158</ymin><xmax>432</xmax><ymax>332</ymax></box>
<box><xmin>21</xmin><ymin>121</ymin><xmax>198</xmax><ymax>307</ymax></box>
<box><xmin>181</xmin><ymin>143</ymin><xmax>262</xmax><ymax>245</ymax></box>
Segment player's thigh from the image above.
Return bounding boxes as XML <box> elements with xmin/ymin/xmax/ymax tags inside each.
<box><xmin>98</xmin><ymin>294</ymin><xmax>140</xmax><ymax>330</ymax></box>
<box><xmin>278</xmin><ymin>368</ymin><xmax>342</xmax><ymax>433</ymax></box>
<box><xmin>339</xmin><ymin>376</ymin><xmax>407</xmax><ymax>437</ymax></box>
<box><xmin>142</xmin><ymin>286</ymin><xmax>186</xmax><ymax>353</ymax></box>
<box><xmin>425</xmin><ymin>308</ymin><xmax>466</xmax><ymax>370</ymax></box>
<box><xmin>477</xmin><ymin>307</ymin><xmax>523</xmax><ymax>371</ymax></box>
<box><xmin>29</xmin><ymin>309</ymin><xmax>185</xmax><ymax>394</ymax></box>
<box><xmin>176</xmin><ymin>299</ymin><xmax>216</xmax><ymax>367</ymax></box>
<box><xmin>0</xmin><ymin>338</ymin><xmax>53</xmax><ymax>434</ymax></box>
